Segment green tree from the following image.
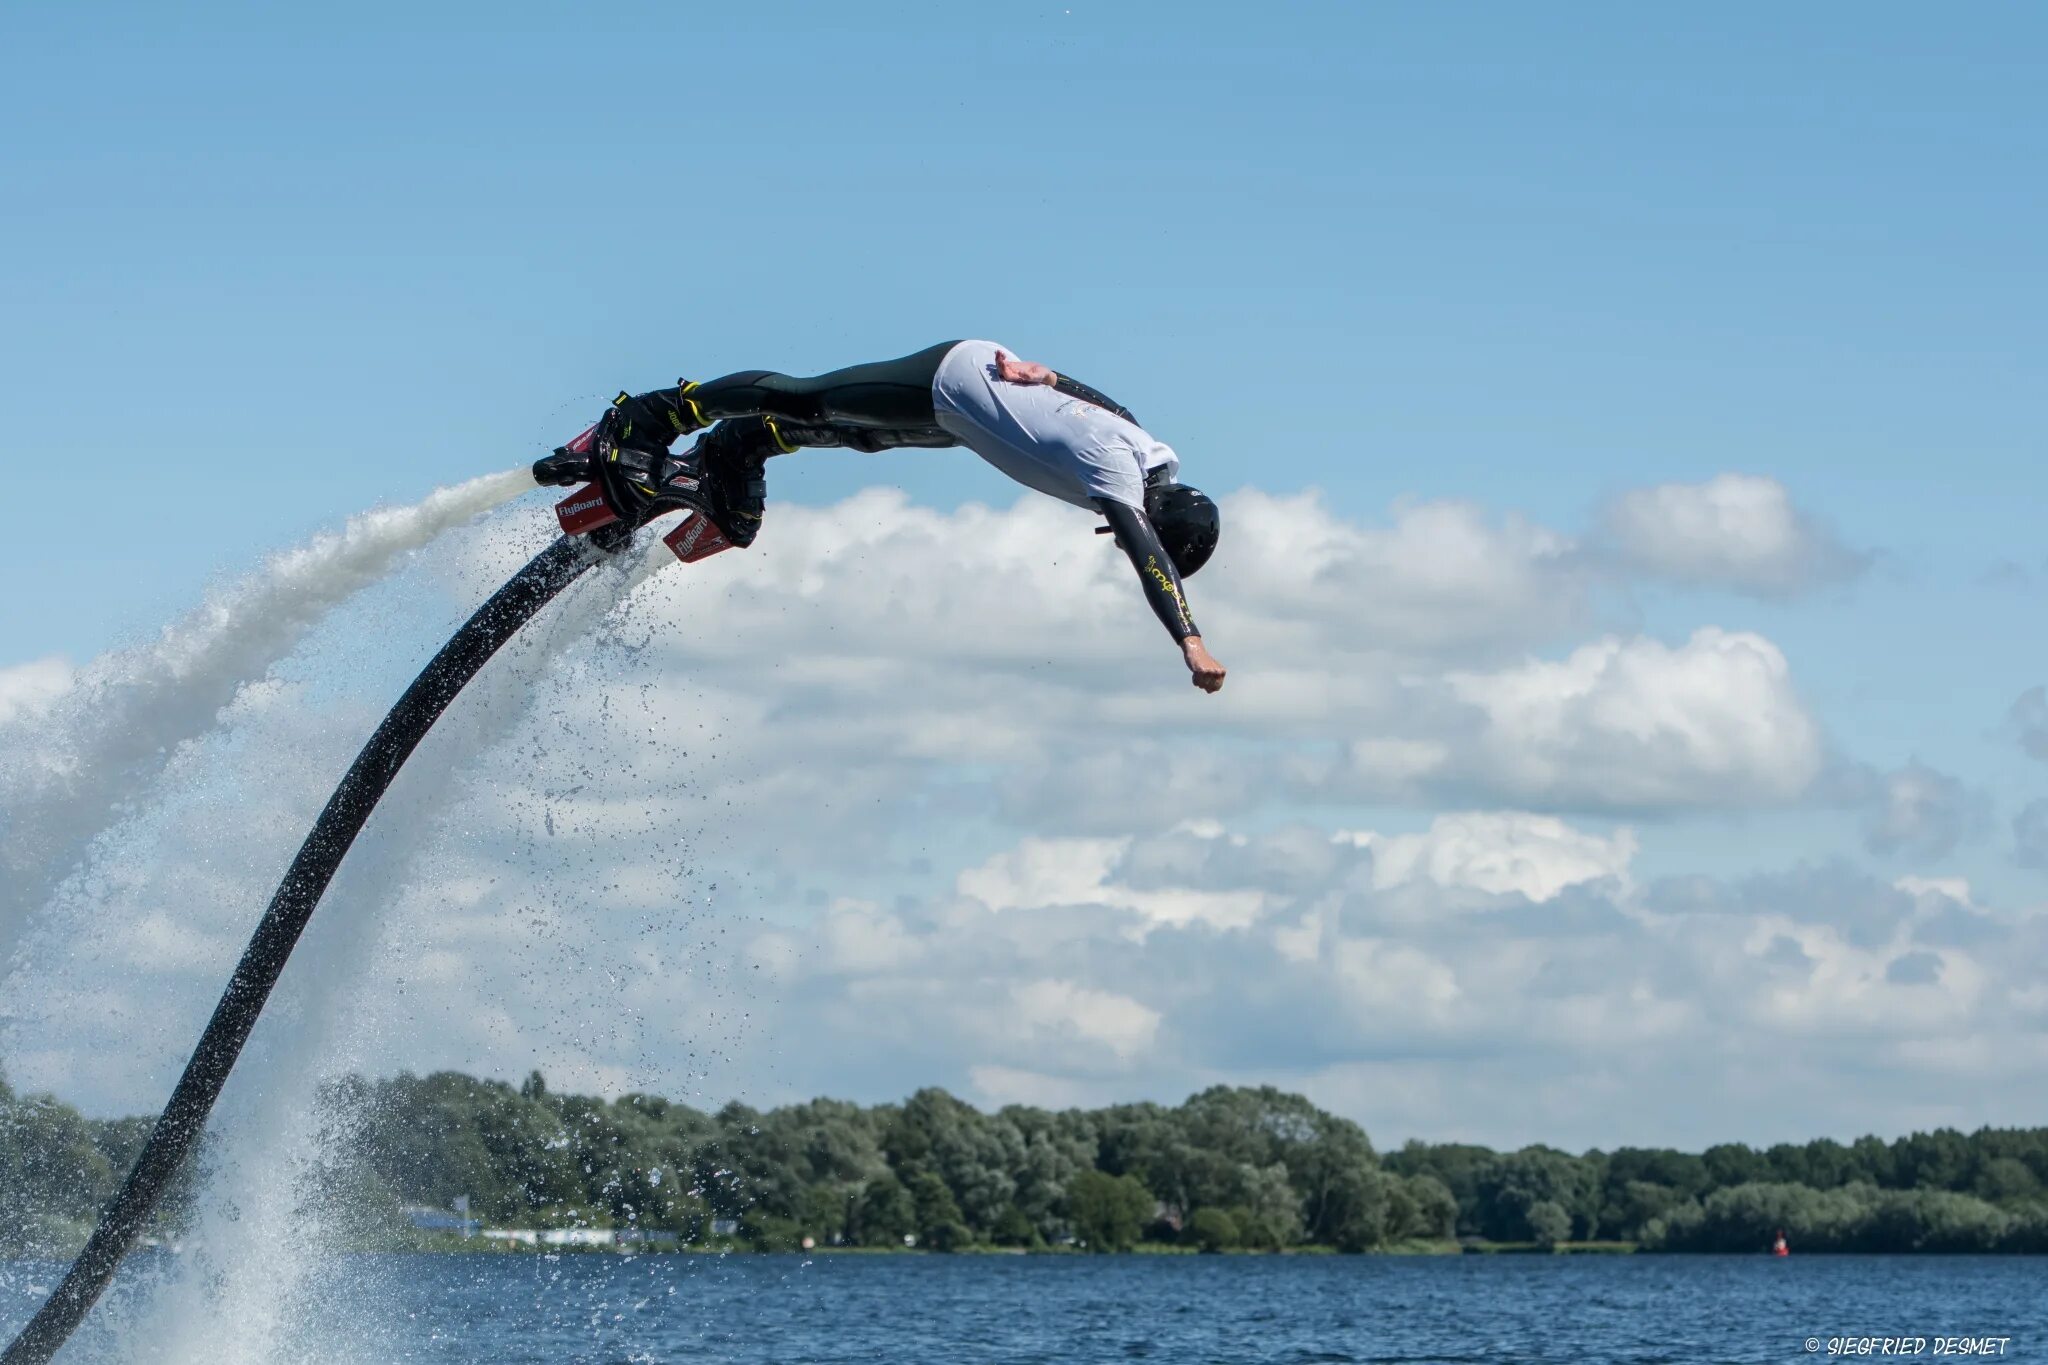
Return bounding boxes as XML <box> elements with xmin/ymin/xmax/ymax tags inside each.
<box><xmin>855</xmin><ymin>1174</ymin><xmax>917</xmax><ymax>1247</ymax></box>
<box><xmin>1800</xmin><ymin>1138</ymin><xmax>1859</xmax><ymax>1189</ymax></box>
<box><xmin>884</xmin><ymin>1089</ymin><xmax>1022</xmax><ymax>1237</ymax></box>
<box><xmin>2005</xmin><ymin>1205</ymin><xmax>2048</xmax><ymax>1253</ymax></box>
<box><xmin>1402</xmin><ymin>1174</ymin><xmax>1459</xmax><ymax>1240</ymax></box>
<box><xmin>1173</xmin><ymin>1085</ymin><xmax>1372</xmax><ymax>1243</ymax></box>
<box><xmin>1605</xmin><ymin>1180</ymin><xmax>1688</xmax><ymax>1241</ymax></box>
<box><xmin>1893</xmin><ymin>1129</ymin><xmax>1971</xmax><ymax>1192</ymax></box>
<box><xmin>1001</xmin><ymin>1105</ymin><xmax>1097</xmax><ymax>1244</ymax></box>
<box><xmin>990</xmin><ymin>1203</ymin><xmax>1042</xmax><ymax>1248</ymax></box>
<box><xmin>1382</xmin><ymin>1141</ymin><xmax>1497</xmax><ymax>1236</ymax></box>
<box><xmin>1602</xmin><ymin>1147</ymin><xmax>1708</xmax><ymax>1202</ymax></box>
<box><xmin>1475</xmin><ymin>1147</ymin><xmax>1598</xmax><ymax>1241</ymax></box>
<box><xmin>1848</xmin><ymin>1134</ymin><xmax>1898</xmax><ymax>1188</ymax></box>
<box><xmin>1184</xmin><ymin>1207</ymin><xmax>1240</xmax><ymax>1252</ymax></box>
<box><xmin>908</xmin><ymin>1169</ymin><xmax>972</xmax><ymax>1250</ymax></box>
<box><xmin>0</xmin><ymin>1093</ymin><xmax>114</xmax><ymax>1220</ymax></box>
<box><xmin>1975</xmin><ymin>1157</ymin><xmax>2041</xmax><ymax>1207</ymax></box>
<box><xmin>1067</xmin><ymin>1169</ymin><xmax>1153</xmax><ymax>1251</ymax></box>
<box><xmin>1526</xmin><ymin>1200</ymin><xmax>1570</xmax><ymax>1246</ymax></box>
<box><xmin>1312</xmin><ymin>1162</ymin><xmax>1388</xmax><ymax>1250</ymax></box>
<box><xmin>1230</xmin><ymin>1203</ymin><xmax>1285</xmax><ymax>1251</ymax></box>
<box><xmin>1862</xmin><ymin>1189</ymin><xmax>2008</xmax><ymax>1252</ymax></box>
<box><xmin>1764</xmin><ymin>1142</ymin><xmax>1813</xmax><ymax>1187</ymax></box>
<box><xmin>1701</xmin><ymin>1142</ymin><xmax>1769</xmax><ymax>1190</ymax></box>
<box><xmin>797</xmin><ymin>1183</ymin><xmax>851</xmax><ymax>1244</ymax></box>
<box><xmin>1234</xmin><ymin>1160</ymin><xmax>1307</xmax><ymax>1247</ymax></box>
<box><xmin>1973</xmin><ymin>1127</ymin><xmax>2048</xmax><ymax>1189</ymax></box>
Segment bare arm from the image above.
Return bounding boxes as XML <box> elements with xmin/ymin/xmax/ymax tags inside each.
<box><xmin>993</xmin><ymin>349</ymin><xmax>1139</xmax><ymax>424</ymax></box>
<box><xmin>1096</xmin><ymin>499</ymin><xmax>1226</xmax><ymax>693</ymax></box>
<box><xmin>993</xmin><ymin>349</ymin><xmax>1057</xmax><ymax>387</ymax></box>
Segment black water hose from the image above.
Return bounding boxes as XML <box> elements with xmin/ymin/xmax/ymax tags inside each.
<box><xmin>4</xmin><ymin>533</ymin><xmax>600</xmax><ymax>1365</ymax></box>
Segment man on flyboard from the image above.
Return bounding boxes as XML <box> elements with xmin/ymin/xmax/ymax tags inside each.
<box><xmin>535</xmin><ymin>340</ymin><xmax>1226</xmax><ymax>692</ymax></box>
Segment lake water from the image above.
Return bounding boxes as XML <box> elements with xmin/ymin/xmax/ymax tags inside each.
<box><xmin>4</xmin><ymin>1252</ymin><xmax>2044</xmax><ymax>1363</ymax></box>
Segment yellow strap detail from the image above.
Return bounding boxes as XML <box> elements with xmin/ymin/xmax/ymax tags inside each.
<box><xmin>764</xmin><ymin>416</ymin><xmax>799</xmax><ymax>454</ymax></box>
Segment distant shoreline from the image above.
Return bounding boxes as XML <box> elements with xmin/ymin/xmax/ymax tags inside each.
<box><xmin>9</xmin><ymin>1069</ymin><xmax>2046</xmax><ymax>1262</ymax></box>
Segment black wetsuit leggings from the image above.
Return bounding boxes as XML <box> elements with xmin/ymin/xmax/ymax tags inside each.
<box><xmin>689</xmin><ymin>341</ymin><xmax>959</xmax><ymax>431</ymax></box>
<box><xmin>683</xmin><ymin>343</ymin><xmax>1198</xmax><ymax>640</ymax></box>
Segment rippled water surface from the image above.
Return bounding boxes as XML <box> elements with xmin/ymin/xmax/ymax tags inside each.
<box><xmin>6</xmin><ymin>1252</ymin><xmax>2045</xmax><ymax>1363</ymax></box>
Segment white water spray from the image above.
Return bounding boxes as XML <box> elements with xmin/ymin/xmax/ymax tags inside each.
<box><xmin>1</xmin><ymin>488</ymin><xmax>707</xmax><ymax>1361</ymax></box>
<box><xmin>132</xmin><ymin>539</ymin><xmax>676</xmax><ymax>1365</ymax></box>
<box><xmin>0</xmin><ymin>470</ymin><xmax>533</xmax><ymax>969</ymax></box>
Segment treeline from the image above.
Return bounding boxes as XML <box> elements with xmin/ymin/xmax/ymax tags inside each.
<box><xmin>8</xmin><ymin>1066</ymin><xmax>2048</xmax><ymax>1255</ymax></box>
<box><xmin>0</xmin><ymin>1069</ymin><xmax>189</xmax><ymax>1255</ymax></box>
<box><xmin>327</xmin><ymin>1072</ymin><xmax>1455</xmax><ymax>1254</ymax></box>
<box><xmin>1387</xmin><ymin>1129</ymin><xmax>2048</xmax><ymax>1252</ymax></box>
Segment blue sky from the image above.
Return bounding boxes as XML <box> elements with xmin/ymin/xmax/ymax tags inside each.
<box><xmin>7</xmin><ymin>2</ymin><xmax>2041</xmax><ymax>847</ymax></box>
<box><xmin>3</xmin><ymin>3</ymin><xmax>2046</xmax><ymax>1140</ymax></box>
<box><xmin>4</xmin><ymin>3</ymin><xmax>2040</xmax><ymax>596</ymax></box>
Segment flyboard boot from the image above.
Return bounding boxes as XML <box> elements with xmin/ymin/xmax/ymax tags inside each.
<box><xmin>671</xmin><ymin>413</ymin><xmax>958</xmax><ymax>540</ymax></box>
<box><xmin>685</xmin><ymin>415</ymin><xmax>789</xmax><ymax>547</ymax></box>
<box><xmin>533</xmin><ymin>383</ymin><xmax>707</xmax><ymax>485</ymax></box>
<box><xmin>531</xmin><ymin>385</ymin><xmax>755</xmax><ymax>563</ymax></box>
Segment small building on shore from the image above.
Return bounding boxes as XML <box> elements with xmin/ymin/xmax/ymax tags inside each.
<box><xmin>401</xmin><ymin>1205</ymin><xmax>480</xmax><ymax>1237</ymax></box>
<box><xmin>476</xmin><ymin>1226</ymin><xmax>680</xmax><ymax>1250</ymax></box>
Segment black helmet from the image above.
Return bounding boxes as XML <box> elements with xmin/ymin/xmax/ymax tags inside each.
<box><xmin>1145</xmin><ymin>483</ymin><xmax>1220</xmax><ymax>577</ymax></box>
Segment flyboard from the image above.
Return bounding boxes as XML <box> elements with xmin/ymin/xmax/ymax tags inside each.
<box><xmin>4</xmin><ymin>412</ymin><xmax>731</xmax><ymax>1365</ymax></box>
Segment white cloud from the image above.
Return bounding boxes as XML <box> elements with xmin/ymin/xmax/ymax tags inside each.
<box><xmin>1332</xmin><ymin>938</ymin><xmax>1464</xmax><ymax>1020</ymax></box>
<box><xmin>10</xmin><ymin>484</ymin><xmax>1976</xmax><ymax>1157</ymax></box>
<box><xmin>1215</xmin><ymin>491</ymin><xmax>1588</xmax><ymax>656</ymax></box>
<box><xmin>955</xmin><ymin>836</ymin><xmax>1267</xmax><ymax>933</ymax></box>
<box><xmin>1892</xmin><ymin>875</ymin><xmax>1979</xmax><ymax>911</ymax></box>
<box><xmin>1343</xmin><ymin>811</ymin><xmax>1636</xmax><ymax>902</ymax></box>
<box><xmin>448</xmin><ymin>488</ymin><xmax>1822</xmax><ymax>827</ymax></box>
<box><xmin>1859</xmin><ymin>760</ymin><xmax>1988</xmax><ymax>859</ymax></box>
<box><xmin>1601</xmin><ymin>473</ymin><xmax>1866</xmax><ymax>597</ymax></box>
<box><xmin>1009</xmin><ymin>979</ymin><xmax>1161</xmax><ymax>1060</ymax></box>
<box><xmin>1744</xmin><ymin>917</ymin><xmax>1989</xmax><ymax>1034</ymax></box>
<box><xmin>957</xmin><ymin>838</ymin><xmax>1128</xmax><ymax>913</ymax></box>
<box><xmin>1438</xmin><ymin>628</ymin><xmax>1822</xmax><ymax>808</ymax></box>
<box><xmin>0</xmin><ymin>657</ymin><xmax>72</xmax><ymax>725</ymax></box>
<box><xmin>2006</xmin><ymin>686</ymin><xmax>2048</xmax><ymax>764</ymax></box>
<box><xmin>818</xmin><ymin>900</ymin><xmax>928</xmax><ymax>974</ymax></box>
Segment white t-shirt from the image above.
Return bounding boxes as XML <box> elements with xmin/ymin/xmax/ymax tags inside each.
<box><xmin>930</xmin><ymin>339</ymin><xmax>1178</xmax><ymax>511</ymax></box>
